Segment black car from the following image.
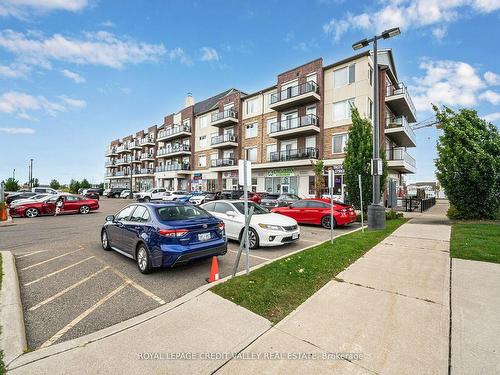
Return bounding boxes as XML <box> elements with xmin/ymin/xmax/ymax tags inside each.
<box><xmin>6</xmin><ymin>192</ymin><xmax>38</xmax><ymax>205</ymax></box>
<box><xmin>84</xmin><ymin>189</ymin><xmax>101</xmax><ymax>200</ymax></box>
<box><xmin>220</xmin><ymin>190</ymin><xmax>245</xmax><ymax>200</ymax></box>
<box><xmin>260</xmin><ymin>193</ymin><xmax>300</xmax><ymax>209</ymax></box>
<box><xmin>204</xmin><ymin>191</ymin><xmax>222</xmax><ymax>202</ymax></box>
<box><xmin>105</xmin><ymin>187</ymin><xmax>127</xmax><ymax>198</ymax></box>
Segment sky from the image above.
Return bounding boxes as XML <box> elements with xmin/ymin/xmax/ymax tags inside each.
<box><xmin>1</xmin><ymin>0</ymin><xmax>499</xmax><ymax>186</ymax></box>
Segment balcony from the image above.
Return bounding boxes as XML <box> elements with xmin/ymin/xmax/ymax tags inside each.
<box><xmin>139</xmin><ymin>136</ymin><xmax>156</xmax><ymax>146</ymax></box>
<box><xmin>135</xmin><ymin>168</ymin><xmax>155</xmax><ymax>176</ymax></box>
<box><xmin>269</xmin><ymin>147</ymin><xmax>319</xmax><ymax>163</ymax></box>
<box><xmin>105</xmin><ymin>147</ymin><xmax>118</xmax><ymax>156</ymax></box>
<box><xmin>105</xmin><ymin>160</ymin><xmax>117</xmax><ymax>168</ymax></box>
<box><xmin>116</xmin><ymin>158</ymin><xmax>130</xmax><ymax>166</ymax></box>
<box><xmin>269</xmin><ymin>114</ymin><xmax>320</xmax><ymax>139</ymax></box>
<box><xmin>140</xmin><ymin>153</ymin><xmax>155</xmax><ymax>161</ymax></box>
<box><xmin>385</xmin><ymin>116</ymin><xmax>416</xmax><ymax>147</ymax></box>
<box><xmin>210</xmin><ymin>134</ymin><xmax>238</xmax><ymax>149</ymax></box>
<box><xmin>386</xmin><ymin>147</ymin><xmax>416</xmax><ymax>174</ymax></box>
<box><xmin>157</xmin><ymin>144</ymin><xmax>191</xmax><ymax>158</ymax></box>
<box><xmin>269</xmin><ymin>81</ymin><xmax>320</xmax><ymax>111</ymax></box>
<box><xmin>385</xmin><ymin>82</ymin><xmax>417</xmax><ymax>123</ymax></box>
<box><xmin>104</xmin><ymin>172</ymin><xmax>116</xmax><ymax>178</ymax></box>
<box><xmin>130</xmin><ymin>140</ymin><xmax>142</xmax><ymax>150</ymax></box>
<box><xmin>157</xmin><ymin>125</ymin><xmax>191</xmax><ymax>141</ymax></box>
<box><xmin>210</xmin><ymin>109</ymin><xmax>238</xmax><ymax>127</ymax></box>
<box><xmin>131</xmin><ymin>155</ymin><xmax>142</xmax><ymax>164</ymax></box>
<box><xmin>211</xmin><ymin>158</ymin><xmax>235</xmax><ymax>168</ymax></box>
<box><xmin>115</xmin><ymin>171</ymin><xmax>129</xmax><ymax>177</ymax></box>
<box><xmin>156</xmin><ymin>163</ymin><xmax>190</xmax><ymax>172</ymax></box>
<box><xmin>116</xmin><ymin>144</ymin><xmax>131</xmax><ymax>153</ymax></box>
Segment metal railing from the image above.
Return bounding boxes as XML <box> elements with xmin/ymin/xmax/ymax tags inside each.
<box><xmin>157</xmin><ymin>144</ymin><xmax>191</xmax><ymax>156</ymax></box>
<box><xmin>386</xmin><ymin>147</ymin><xmax>416</xmax><ymax>167</ymax></box>
<box><xmin>211</xmin><ymin>158</ymin><xmax>235</xmax><ymax>167</ymax></box>
<box><xmin>211</xmin><ymin>134</ymin><xmax>238</xmax><ymax>145</ymax></box>
<box><xmin>269</xmin><ymin>147</ymin><xmax>319</xmax><ymax>162</ymax></box>
<box><xmin>211</xmin><ymin>109</ymin><xmax>237</xmax><ymax>123</ymax></box>
<box><xmin>155</xmin><ymin>163</ymin><xmax>190</xmax><ymax>172</ymax></box>
<box><xmin>116</xmin><ymin>158</ymin><xmax>130</xmax><ymax>164</ymax></box>
<box><xmin>404</xmin><ymin>197</ymin><xmax>436</xmax><ymax>212</ymax></box>
<box><xmin>157</xmin><ymin>124</ymin><xmax>191</xmax><ymax>139</ymax></box>
<box><xmin>385</xmin><ymin>82</ymin><xmax>416</xmax><ymax>116</ymax></box>
<box><xmin>139</xmin><ymin>137</ymin><xmax>155</xmax><ymax>145</ymax></box>
<box><xmin>269</xmin><ymin>114</ymin><xmax>319</xmax><ymax>134</ymax></box>
<box><xmin>105</xmin><ymin>147</ymin><xmax>117</xmax><ymax>155</ymax></box>
<box><xmin>385</xmin><ymin>116</ymin><xmax>416</xmax><ymax>145</ymax></box>
<box><xmin>270</xmin><ymin>81</ymin><xmax>319</xmax><ymax>104</ymax></box>
<box><xmin>139</xmin><ymin>168</ymin><xmax>154</xmax><ymax>175</ymax></box>
<box><xmin>115</xmin><ymin>171</ymin><xmax>129</xmax><ymax>176</ymax></box>
<box><xmin>140</xmin><ymin>153</ymin><xmax>155</xmax><ymax>160</ymax></box>
<box><xmin>104</xmin><ymin>161</ymin><xmax>116</xmax><ymax>167</ymax></box>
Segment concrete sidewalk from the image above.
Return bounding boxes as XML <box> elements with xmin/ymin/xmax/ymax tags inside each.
<box><xmin>216</xmin><ymin>201</ymin><xmax>452</xmax><ymax>374</ymax></box>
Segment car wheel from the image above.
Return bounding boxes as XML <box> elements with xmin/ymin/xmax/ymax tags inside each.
<box><xmin>101</xmin><ymin>229</ymin><xmax>111</xmax><ymax>250</ymax></box>
<box><xmin>136</xmin><ymin>245</ymin><xmax>152</xmax><ymax>274</ymax></box>
<box><xmin>321</xmin><ymin>215</ymin><xmax>336</xmax><ymax>229</ymax></box>
<box><xmin>79</xmin><ymin>205</ymin><xmax>90</xmax><ymax>214</ymax></box>
<box><xmin>143</xmin><ymin>196</ymin><xmax>150</xmax><ymax>203</ymax></box>
<box><xmin>25</xmin><ymin>208</ymin><xmax>39</xmax><ymax>218</ymax></box>
<box><xmin>240</xmin><ymin>228</ymin><xmax>259</xmax><ymax>249</ymax></box>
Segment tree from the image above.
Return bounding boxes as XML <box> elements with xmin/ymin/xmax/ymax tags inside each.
<box><xmin>69</xmin><ymin>179</ymin><xmax>81</xmax><ymax>194</ymax></box>
<box><xmin>32</xmin><ymin>178</ymin><xmax>39</xmax><ymax>187</ymax></box>
<box><xmin>80</xmin><ymin>178</ymin><xmax>91</xmax><ymax>189</ymax></box>
<box><xmin>3</xmin><ymin>177</ymin><xmax>20</xmax><ymax>192</ymax></box>
<box><xmin>435</xmin><ymin>106</ymin><xmax>500</xmax><ymax>219</ymax></box>
<box><xmin>312</xmin><ymin>160</ymin><xmax>325</xmax><ymax>198</ymax></box>
<box><xmin>50</xmin><ymin>179</ymin><xmax>61</xmax><ymax>190</ymax></box>
<box><xmin>343</xmin><ymin>107</ymin><xmax>387</xmax><ymax>211</ymax></box>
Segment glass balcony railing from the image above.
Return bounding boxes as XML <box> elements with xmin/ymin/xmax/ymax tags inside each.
<box><xmin>385</xmin><ymin>82</ymin><xmax>416</xmax><ymax>116</ymax></box>
<box><xmin>211</xmin><ymin>109</ymin><xmax>237</xmax><ymax>123</ymax></box>
<box><xmin>155</xmin><ymin>163</ymin><xmax>190</xmax><ymax>172</ymax></box>
<box><xmin>157</xmin><ymin>124</ymin><xmax>191</xmax><ymax>140</ymax></box>
<box><xmin>386</xmin><ymin>147</ymin><xmax>416</xmax><ymax>167</ymax></box>
<box><xmin>211</xmin><ymin>134</ymin><xmax>238</xmax><ymax>145</ymax></box>
<box><xmin>211</xmin><ymin>158</ymin><xmax>235</xmax><ymax>167</ymax></box>
<box><xmin>269</xmin><ymin>147</ymin><xmax>319</xmax><ymax>162</ymax></box>
<box><xmin>270</xmin><ymin>81</ymin><xmax>319</xmax><ymax>104</ymax></box>
<box><xmin>157</xmin><ymin>144</ymin><xmax>191</xmax><ymax>156</ymax></box>
<box><xmin>269</xmin><ymin>114</ymin><xmax>319</xmax><ymax>134</ymax></box>
<box><xmin>385</xmin><ymin>116</ymin><xmax>416</xmax><ymax>145</ymax></box>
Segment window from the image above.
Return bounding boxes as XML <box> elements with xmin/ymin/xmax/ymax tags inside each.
<box><xmin>198</xmin><ymin>155</ymin><xmax>206</xmax><ymax>167</ymax></box>
<box><xmin>246</xmin><ymin>147</ymin><xmax>257</xmax><ymax>162</ymax></box>
<box><xmin>203</xmin><ymin>202</ymin><xmax>216</xmax><ymax>212</ymax></box>
<box><xmin>291</xmin><ymin>201</ymin><xmax>308</xmax><ymax>208</ymax></box>
<box><xmin>183</xmin><ymin>119</ymin><xmax>190</xmax><ymax>127</ymax></box>
<box><xmin>266</xmin><ymin>144</ymin><xmax>277</xmax><ymax>160</ymax></box>
<box><xmin>199</xmin><ymin>135</ymin><xmax>207</xmax><ymax>148</ymax></box>
<box><xmin>332</xmin><ymin>133</ymin><xmax>348</xmax><ymax>154</ymax></box>
<box><xmin>332</xmin><ymin>99</ymin><xmax>355</xmax><ymax>121</ymax></box>
<box><xmin>369</xmin><ymin>66</ymin><xmax>373</xmax><ymax>86</ymax></box>
<box><xmin>130</xmin><ymin>206</ymin><xmax>149</xmax><ymax>223</ymax></box>
<box><xmin>266</xmin><ymin>93</ymin><xmax>274</xmax><ymax>105</ymax></box>
<box><xmin>199</xmin><ymin>115</ymin><xmax>208</xmax><ymax>128</ymax></box>
<box><xmin>266</xmin><ymin>118</ymin><xmax>276</xmax><ymax>134</ymax></box>
<box><xmin>308</xmin><ymin>201</ymin><xmax>330</xmax><ymax>208</ymax></box>
<box><xmin>156</xmin><ymin>205</ymin><xmax>210</xmax><ymax>221</ymax></box>
<box><xmin>246</xmin><ymin>123</ymin><xmax>257</xmax><ymax>138</ymax></box>
<box><xmin>233</xmin><ymin>202</ymin><xmax>268</xmax><ymax>215</ymax></box>
<box><xmin>214</xmin><ymin>202</ymin><xmax>233</xmax><ymax>214</ymax></box>
<box><xmin>246</xmin><ymin>97</ymin><xmax>258</xmax><ymax>115</ymax></box>
<box><xmin>368</xmin><ymin>98</ymin><xmax>373</xmax><ymax>121</ymax></box>
<box><xmin>333</xmin><ymin>64</ymin><xmax>355</xmax><ymax>88</ymax></box>
<box><xmin>115</xmin><ymin>205</ymin><xmax>135</xmax><ymax>221</ymax></box>
<box><xmin>305</xmin><ymin>136</ymin><xmax>316</xmax><ymax>149</ymax></box>
<box><xmin>306</xmin><ymin>73</ymin><xmax>317</xmax><ymax>83</ymax></box>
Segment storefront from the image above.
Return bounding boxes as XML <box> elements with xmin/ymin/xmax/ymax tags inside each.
<box><xmin>190</xmin><ymin>172</ymin><xmax>218</xmax><ymax>192</ymax></box>
<box><xmin>254</xmin><ymin>167</ymin><xmax>314</xmax><ymax>196</ymax></box>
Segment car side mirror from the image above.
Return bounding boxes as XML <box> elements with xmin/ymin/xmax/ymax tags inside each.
<box><xmin>105</xmin><ymin>215</ymin><xmax>115</xmax><ymax>222</ymax></box>
<box><xmin>226</xmin><ymin>210</ymin><xmax>237</xmax><ymax>217</ymax></box>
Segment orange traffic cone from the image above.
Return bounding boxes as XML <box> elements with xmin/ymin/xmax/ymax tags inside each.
<box><xmin>0</xmin><ymin>205</ymin><xmax>7</xmax><ymax>221</ymax></box>
<box><xmin>206</xmin><ymin>256</ymin><xmax>220</xmax><ymax>283</ymax></box>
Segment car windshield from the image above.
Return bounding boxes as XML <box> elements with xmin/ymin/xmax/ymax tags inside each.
<box><xmin>232</xmin><ymin>202</ymin><xmax>268</xmax><ymax>215</ymax></box>
<box><xmin>156</xmin><ymin>205</ymin><xmax>211</xmax><ymax>221</ymax></box>
<box><xmin>264</xmin><ymin>194</ymin><xmax>280</xmax><ymax>200</ymax></box>
<box><xmin>146</xmin><ymin>188</ymin><xmax>155</xmax><ymax>193</ymax></box>
<box><xmin>31</xmin><ymin>194</ymin><xmax>47</xmax><ymax>200</ymax></box>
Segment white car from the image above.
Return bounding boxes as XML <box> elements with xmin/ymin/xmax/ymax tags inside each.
<box><xmin>200</xmin><ymin>200</ymin><xmax>300</xmax><ymax>249</ymax></box>
<box><xmin>9</xmin><ymin>193</ymin><xmax>52</xmax><ymax>207</ymax></box>
<box><xmin>120</xmin><ymin>190</ymin><xmax>131</xmax><ymax>198</ymax></box>
<box><xmin>162</xmin><ymin>191</ymin><xmax>190</xmax><ymax>201</ymax></box>
<box><xmin>135</xmin><ymin>188</ymin><xmax>168</xmax><ymax>202</ymax></box>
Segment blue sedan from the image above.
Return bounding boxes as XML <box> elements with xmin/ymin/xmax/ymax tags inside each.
<box><xmin>101</xmin><ymin>202</ymin><xmax>227</xmax><ymax>274</ymax></box>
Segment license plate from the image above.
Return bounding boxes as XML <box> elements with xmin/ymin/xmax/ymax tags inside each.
<box><xmin>292</xmin><ymin>233</ymin><xmax>299</xmax><ymax>240</ymax></box>
<box><xmin>198</xmin><ymin>232</ymin><xmax>211</xmax><ymax>241</ymax></box>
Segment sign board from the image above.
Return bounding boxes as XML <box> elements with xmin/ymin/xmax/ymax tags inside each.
<box><xmin>327</xmin><ymin>169</ymin><xmax>335</xmax><ymax>188</ymax></box>
<box><xmin>238</xmin><ymin>160</ymin><xmax>251</xmax><ymax>186</ymax></box>
<box><xmin>332</xmin><ymin>164</ymin><xmax>345</xmax><ymax>175</ymax></box>
<box><xmin>193</xmin><ymin>173</ymin><xmax>202</xmax><ymax>180</ymax></box>
<box><xmin>267</xmin><ymin>168</ymin><xmax>294</xmax><ymax>177</ymax></box>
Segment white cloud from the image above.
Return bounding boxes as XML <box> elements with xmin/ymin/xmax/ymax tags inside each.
<box><xmin>61</xmin><ymin>69</ymin><xmax>85</xmax><ymax>83</ymax></box>
<box><xmin>200</xmin><ymin>47</ymin><xmax>219</xmax><ymax>62</ymax></box>
<box><xmin>100</xmin><ymin>21</ymin><xmax>115</xmax><ymax>28</ymax></box>
<box><xmin>0</xmin><ymin>29</ymin><xmax>166</xmax><ymax>69</ymax></box>
<box><xmin>0</xmin><ymin>62</ymin><xmax>31</xmax><ymax>78</ymax></box>
<box><xmin>0</xmin><ymin>91</ymin><xmax>86</xmax><ymax>118</ymax></box>
<box><xmin>484</xmin><ymin>71</ymin><xmax>500</xmax><ymax>85</ymax></box>
<box><xmin>432</xmin><ymin>26</ymin><xmax>447</xmax><ymax>40</ymax></box>
<box><xmin>479</xmin><ymin>90</ymin><xmax>500</xmax><ymax>104</ymax></box>
<box><xmin>168</xmin><ymin>48</ymin><xmax>193</xmax><ymax>66</ymax></box>
<box><xmin>0</xmin><ymin>127</ymin><xmax>35</xmax><ymax>134</ymax></box>
<box><xmin>483</xmin><ymin>112</ymin><xmax>500</xmax><ymax>122</ymax></box>
<box><xmin>0</xmin><ymin>0</ymin><xmax>88</xmax><ymax>19</ymax></box>
<box><xmin>410</xmin><ymin>59</ymin><xmax>500</xmax><ymax>113</ymax></box>
<box><xmin>323</xmin><ymin>0</ymin><xmax>500</xmax><ymax>42</ymax></box>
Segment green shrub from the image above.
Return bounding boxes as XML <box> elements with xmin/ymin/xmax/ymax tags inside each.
<box><xmin>386</xmin><ymin>210</ymin><xmax>403</xmax><ymax>220</ymax></box>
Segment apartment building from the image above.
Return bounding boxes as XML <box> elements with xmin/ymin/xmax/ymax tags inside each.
<box><xmin>104</xmin><ymin>48</ymin><xmax>417</xmax><ymax>205</ymax></box>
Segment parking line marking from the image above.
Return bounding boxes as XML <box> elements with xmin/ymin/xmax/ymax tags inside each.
<box><xmin>228</xmin><ymin>249</ymin><xmax>270</xmax><ymax>261</ymax></box>
<box><xmin>29</xmin><ymin>266</ymin><xmax>111</xmax><ymax>311</ymax></box>
<box><xmin>40</xmin><ymin>282</ymin><xmax>129</xmax><ymax>349</ymax></box>
<box><xmin>16</xmin><ymin>250</ymin><xmax>49</xmax><ymax>259</ymax></box>
<box><xmin>21</xmin><ymin>248</ymin><xmax>83</xmax><ymax>271</ymax></box>
<box><xmin>109</xmin><ymin>268</ymin><xmax>166</xmax><ymax>305</ymax></box>
<box><xmin>24</xmin><ymin>256</ymin><xmax>96</xmax><ymax>286</ymax></box>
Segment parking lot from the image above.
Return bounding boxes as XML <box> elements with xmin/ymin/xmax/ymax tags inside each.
<box><xmin>1</xmin><ymin>198</ymin><xmax>361</xmax><ymax>350</ymax></box>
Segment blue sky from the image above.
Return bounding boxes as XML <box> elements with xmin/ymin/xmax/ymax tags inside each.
<box><xmin>1</xmin><ymin>0</ymin><xmax>499</xmax><ymax>185</ymax></box>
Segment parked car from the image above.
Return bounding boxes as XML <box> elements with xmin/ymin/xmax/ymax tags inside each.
<box><xmin>105</xmin><ymin>187</ymin><xmax>127</xmax><ymax>198</ymax></box>
<box><xmin>238</xmin><ymin>192</ymin><xmax>262</xmax><ymax>204</ymax></box>
<box><xmin>8</xmin><ymin>193</ymin><xmax>51</xmax><ymax>207</ymax></box>
<box><xmin>84</xmin><ymin>189</ymin><xmax>100</xmax><ymax>200</ymax></box>
<box><xmin>220</xmin><ymin>190</ymin><xmax>244</xmax><ymax>200</ymax></box>
<box><xmin>260</xmin><ymin>193</ymin><xmax>300</xmax><ymax>209</ymax></box>
<box><xmin>33</xmin><ymin>187</ymin><xmax>58</xmax><ymax>194</ymax></box>
<box><xmin>162</xmin><ymin>191</ymin><xmax>189</xmax><ymax>201</ymax></box>
<box><xmin>201</xmin><ymin>200</ymin><xmax>300</xmax><ymax>249</ymax></box>
<box><xmin>135</xmin><ymin>188</ymin><xmax>168</xmax><ymax>202</ymax></box>
<box><xmin>189</xmin><ymin>191</ymin><xmax>221</xmax><ymax>205</ymax></box>
<box><xmin>120</xmin><ymin>190</ymin><xmax>131</xmax><ymax>198</ymax></box>
<box><xmin>271</xmin><ymin>198</ymin><xmax>356</xmax><ymax>229</ymax></box>
<box><xmin>6</xmin><ymin>192</ymin><xmax>37</xmax><ymax>205</ymax></box>
<box><xmin>10</xmin><ymin>194</ymin><xmax>99</xmax><ymax>218</ymax></box>
<box><xmin>101</xmin><ymin>202</ymin><xmax>227</xmax><ymax>274</ymax></box>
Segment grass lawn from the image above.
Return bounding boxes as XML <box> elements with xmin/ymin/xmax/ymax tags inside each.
<box><xmin>212</xmin><ymin>219</ymin><xmax>406</xmax><ymax>323</ymax></box>
<box><xmin>0</xmin><ymin>253</ymin><xmax>5</xmax><ymax>375</ymax></box>
<box><xmin>451</xmin><ymin>223</ymin><xmax>500</xmax><ymax>264</ymax></box>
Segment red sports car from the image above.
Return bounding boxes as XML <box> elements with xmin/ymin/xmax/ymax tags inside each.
<box><xmin>271</xmin><ymin>198</ymin><xmax>356</xmax><ymax>228</ymax></box>
<box><xmin>10</xmin><ymin>194</ymin><xmax>99</xmax><ymax>218</ymax></box>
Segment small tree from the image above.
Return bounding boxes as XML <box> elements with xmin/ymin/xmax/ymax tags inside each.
<box><xmin>32</xmin><ymin>178</ymin><xmax>39</xmax><ymax>187</ymax></box>
<box><xmin>435</xmin><ymin>106</ymin><xmax>500</xmax><ymax>219</ymax></box>
<box><xmin>312</xmin><ymin>160</ymin><xmax>325</xmax><ymax>198</ymax></box>
<box><xmin>3</xmin><ymin>177</ymin><xmax>20</xmax><ymax>192</ymax></box>
<box><xmin>80</xmin><ymin>178</ymin><xmax>91</xmax><ymax>189</ymax></box>
<box><xmin>69</xmin><ymin>179</ymin><xmax>81</xmax><ymax>194</ymax></box>
<box><xmin>50</xmin><ymin>179</ymin><xmax>61</xmax><ymax>190</ymax></box>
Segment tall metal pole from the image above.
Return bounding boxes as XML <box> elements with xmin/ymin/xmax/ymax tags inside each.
<box><xmin>12</xmin><ymin>168</ymin><xmax>15</xmax><ymax>180</ymax></box>
<box><xmin>29</xmin><ymin>159</ymin><xmax>34</xmax><ymax>188</ymax></box>
<box><xmin>372</xmin><ymin>37</ymin><xmax>380</xmax><ymax>205</ymax></box>
<box><xmin>243</xmin><ymin>160</ymin><xmax>250</xmax><ymax>275</ymax></box>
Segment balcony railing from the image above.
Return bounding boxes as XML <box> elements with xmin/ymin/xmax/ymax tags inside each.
<box><xmin>385</xmin><ymin>116</ymin><xmax>416</xmax><ymax>146</ymax></box>
<box><xmin>139</xmin><ymin>137</ymin><xmax>155</xmax><ymax>145</ymax></box>
<box><xmin>157</xmin><ymin>144</ymin><xmax>191</xmax><ymax>156</ymax></box>
<box><xmin>269</xmin><ymin>114</ymin><xmax>319</xmax><ymax>134</ymax></box>
<box><xmin>386</xmin><ymin>147</ymin><xmax>416</xmax><ymax>167</ymax></box>
<box><xmin>115</xmin><ymin>171</ymin><xmax>129</xmax><ymax>177</ymax></box>
<box><xmin>211</xmin><ymin>158</ymin><xmax>235</xmax><ymax>167</ymax></box>
<box><xmin>211</xmin><ymin>109</ymin><xmax>237</xmax><ymax>123</ymax></box>
<box><xmin>116</xmin><ymin>145</ymin><xmax>130</xmax><ymax>153</ymax></box>
<box><xmin>155</xmin><ymin>163</ymin><xmax>190</xmax><ymax>172</ymax></box>
<box><xmin>131</xmin><ymin>156</ymin><xmax>141</xmax><ymax>163</ymax></box>
<box><xmin>211</xmin><ymin>134</ymin><xmax>238</xmax><ymax>145</ymax></box>
<box><xmin>105</xmin><ymin>147</ymin><xmax>117</xmax><ymax>155</ymax></box>
<box><xmin>116</xmin><ymin>158</ymin><xmax>130</xmax><ymax>165</ymax></box>
<box><xmin>105</xmin><ymin>161</ymin><xmax>116</xmax><ymax>167</ymax></box>
<box><xmin>139</xmin><ymin>168</ymin><xmax>154</xmax><ymax>175</ymax></box>
<box><xmin>269</xmin><ymin>147</ymin><xmax>319</xmax><ymax>162</ymax></box>
<box><xmin>157</xmin><ymin>124</ymin><xmax>191</xmax><ymax>140</ymax></box>
<box><xmin>105</xmin><ymin>172</ymin><xmax>116</xmax><ymax>177</ymax></box>
<box><xmin>140</xmin><ymin>153</ymin><xmax>155</xmax><ymax>160</ymax></box>
<box><xmin>270</xmin><ymin>81</ymin><xmax>319</xmax><ymax>104</ymax></box>
<box><xmin>386</xmin><ymin>82</ymin><xmax>416</xmax><ymax>116</ymax></box>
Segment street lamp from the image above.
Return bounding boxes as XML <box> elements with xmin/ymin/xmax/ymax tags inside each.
<box><xmin>352</xmin><ymin>27</ymin><xmax>401</xmax><ymax>230</ymax></box>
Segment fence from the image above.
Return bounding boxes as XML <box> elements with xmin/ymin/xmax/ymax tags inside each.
<box><xmin>403</xmin><ymin>197</ymin><xmax>436</xmax><ymax>212</ymax></box>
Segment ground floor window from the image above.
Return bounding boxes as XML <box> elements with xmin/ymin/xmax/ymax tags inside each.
<box><xmin>264</xmin><ymin>176</ymin><xmax>298</xmax><ymax>194</ymax></box>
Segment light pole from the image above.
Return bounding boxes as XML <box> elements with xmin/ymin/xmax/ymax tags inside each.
<box><xmin>29</xmin><ymin>158</ymin><xmax>34</xmax><ymax>188</ymax></box>
<box><xmin>352</xmin><ymin>27</ymin><xmax>401</xmax><ymax>230</ymax></box>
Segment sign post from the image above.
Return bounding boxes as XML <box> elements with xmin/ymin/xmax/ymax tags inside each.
<box><xmin>358</xmin><ymin>174</ymin><xmax>364</xmax><ymax>233</ymax></box>
<box><xmin>328</xmin><ymin>169</ymin><xmax>335</xmax><ymax>244</ymax></box>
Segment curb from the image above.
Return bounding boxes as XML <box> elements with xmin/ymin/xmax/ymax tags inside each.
<box><xmin>0</xmin><ymin>251</ymin><xmax>27</xmax><ymax>366</ymax></box>
<box><xmin>0</xmin><ymin>215</ymin><xmax>15</xmax><ymax>227</ymax></box>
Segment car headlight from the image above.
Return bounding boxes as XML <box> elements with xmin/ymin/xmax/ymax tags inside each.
<box><xmin>258</xmin><ymin>223</ymin><xmax>284</xmax><ymax>231</ymax></box>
